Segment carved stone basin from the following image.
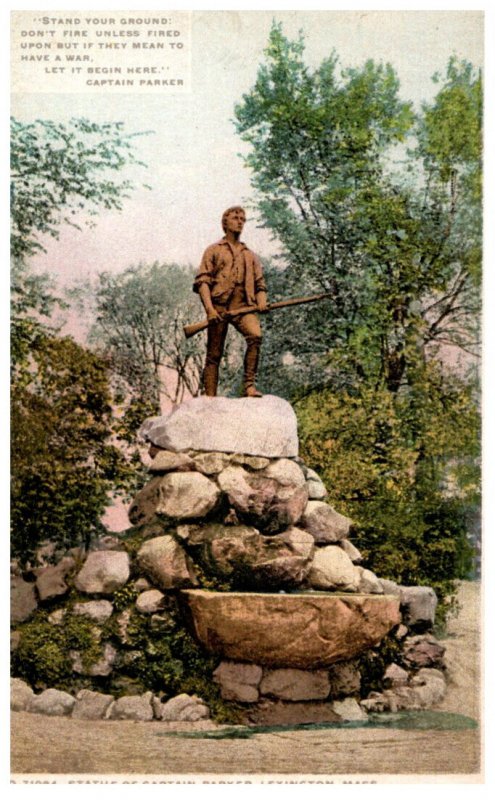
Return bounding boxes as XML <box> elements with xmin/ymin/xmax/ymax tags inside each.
<box><xmin>180</xmin><ymin>590</ymin><xmax>401</xmax><ymax>669</ymax></box>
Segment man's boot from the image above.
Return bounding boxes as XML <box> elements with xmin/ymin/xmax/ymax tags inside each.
<box><xmin>242</xmin><ymin>337</ymin><xmax>262</xmax><ymax>398</ymax></box>
<box><xmin>203</xmin><ymin>363</ymin><xmax>219</xmax><ymax>397</ymax></box>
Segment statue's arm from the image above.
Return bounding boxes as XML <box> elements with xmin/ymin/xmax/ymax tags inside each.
<box><xmin>194</xmin><ymin>247</ymin><xmax>221</xmax><ymax>321</ymax></box>
<box><xmin>254</xmin><ymin>254</ymin><xmax>268</xmax><ymax>311</ymax></box>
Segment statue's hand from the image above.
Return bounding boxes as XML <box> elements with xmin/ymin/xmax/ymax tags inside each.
<box><xmin>207</xmin><ymin>308</ymin><xmax>222</xmax><ymax>323</ymax></box>
<box><xmin>257</xmin><ymin>295</ymin><xmax>269</xmax><ymax>312</ymax></box>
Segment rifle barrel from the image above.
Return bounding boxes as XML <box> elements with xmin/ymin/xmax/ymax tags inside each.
<box><xmin>183</xmin><ymin>291</ymin><xmax>331</xmax><ymax>339</ymax></box>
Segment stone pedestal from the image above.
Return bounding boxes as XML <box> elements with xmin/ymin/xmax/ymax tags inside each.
<box><xmin>180</xmin><ymin>590</ymin><xmax>401</xmax><ymax>669</ymax></box>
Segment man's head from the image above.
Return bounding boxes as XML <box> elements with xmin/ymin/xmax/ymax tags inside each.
<box><xmin>222</xmin><ymin>206</ymin><xmax>246</xmax><ymax>234</ymax></box>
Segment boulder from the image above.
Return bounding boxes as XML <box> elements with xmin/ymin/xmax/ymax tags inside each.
<box><xmin>304</xmin><ymin>468</ymin><xmax>328</xmax><ymax>500</ymax></box>
<box><xmin>301</xmin><ymin>501</ymin><xmax>352</xmax><ymax>544</ymax></box>
<box><xmin>184</xmin><ymin>523</ymin><xmax>314</xmax><ymax>589</ymax></box>
<box><xmin>136</xmin><ymin>589</ymin><xmax>166</xmax><ymax>615</ymax></box>
<box><xmin>409</xmin><ymin>668</ymin><xmax>447</xmax><ymax>706</ymax></box>
<box><xmin>108</xmin><ymin>692</ymin><xmax>154</xmax><ymax>721</ymax></box>
<box><xmin>70</xmin><ymin>643</ymin><xmax>117</xmax><ymax>677</ymax></box>
<box><xmin>217</xmin><ymin>462</ymin><xmax>308</xmax><ymax>535</ymax></box>
<box><xmin>338</xmin><ymin>539</ymin><xmax>363</xmax><ymax>563</ymax></box>
<box><xmin>149</xmin><ymin>450</ymin><xmax>196</xmax><ymax>473</ymax></box>
<box><xmin>128</xmin><ymin>473</ymin><xmax>220</xmax><ymax>526</ymax></box>
<box><xmin>327</xmin><ymin>660</ymin><xmax>361</xmax><ymax>698</ymax></box>
<box><xmin>35</xmin><ymin>556</ymin><xmax>75</xmax><ymax>602</ymax></box>
<box><xmin>72</xmin><ymin>690</ymin><xmax>115</xmax><ymax>720</ymax></box>
<box><xmin>29</xmin><ymin>688</ymin><xmax>76</xmax><ymax>717</ymax></box>
<box><xmin>213</xmin><ymin>661</ymin><xmax>263</xmax><ymax>703</ymax></box>
<box><xmin>356</xmin><ymin>567</ymin><xmax>384</xmax><ymax>594</ymax></box>
<box><xmin>158</xmin><ymin>693</ymin><xmax>210</xmax><ymax>722</ymax></box>
<box><xmin>11</xmin><ymin>576</ymin><xmax>37</xmax><ymax>623</ymax></box>
<box><xmin>365</xmin><ymin>668</ymin><xmax>447</xmax><ymax>712</ymax></box>
<box><xmin>383</xmin><ymin>663</ymin><xmax>409</xmax><ymax>688</ymax></box>
<box><xmin>139</xmin><ymin>395</ymin><xmax>299</xmax><ymax>458</ymax></box>
<box><xmin>332</xmin><ymin>698</ymin><xmax>368</xmax><ymax>722</ymax></box>
<box><xmin>399</xmin><ymin>586</ymin><xmax>438</xmax><ymax>630</ymax></box>
<box><xmin>191</xmin><ymin>452</ymin><xmax>232</xmax><ymax>475</ymax></box>
<box><xmin>73</xmin><ymin>600</ymin><xmax>114</xmax><ymax>623</ymax></box>
<box><xmin>379</xmin><ymin>578</ymin><xmax>401</xmax><ymax>596</ymax></box>
<box><xmin>137</xmin><ymin>535</ymin><xmax>198</xmax><ymax>590</ymax></box>
<box><xmin>181</xmin><ymin>590</ymin><xmax>401</xmax><ymax>669</ymax></box>
<box><xmin>402</xmin><ymin>634</ymin><xmax>446</xmax><ymax>669</ymax></box>
<box><xmin>230</xmin><ymin>454</ymin><xmax>270</xmax><ymax>470</ymax></box>
<box><xmin>259</xmin><ymin>668</ymin><xmax>330</xmax><ymax>701</ymax></box>
<box><xmin>74</xmin><ymin>551</ymin><xmax>130</xmax><ymax>595</ymax></box>
<box><xmin>307</xmin><ymin>545</ymin><xmax>360</xmax><ymax>591</ymax></box>
<box><xmin>11</xmin><ymin>678</ymin><xmax>35</xmax><ymax>711</ymax></box>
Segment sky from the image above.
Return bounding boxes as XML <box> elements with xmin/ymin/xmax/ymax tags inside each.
<box><xmin>11</xmin><ymin>9</ymin><xmax>484</xmax><ymax>298</ymax></box>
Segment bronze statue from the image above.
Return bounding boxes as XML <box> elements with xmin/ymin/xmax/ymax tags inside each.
<box><xmin>193</xmin><ymin>206</ymin><xmax>268</xmax><ymax>397</ymax></box>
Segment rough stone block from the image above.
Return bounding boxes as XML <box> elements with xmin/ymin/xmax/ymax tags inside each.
<box><xmin>158</xmin><ymin>693</ymin><xmax>210</xmax><ymax>722</ymax></box>
<box><xmin>74</xmin><ymin>551</ymin><xmax>130</xmax><ymax>594</ymax></box>
<box><xmin>129</xmin><ymin>472</ymin><xmax>220</xmax><ymax>526</ymax></box>
<box><xmin>72</xmin><ymin>689</ymin><xmax>115</xmax><ymax>720</ymax></box>
<box><xmin>260</xmin><ymin>668</ymin><xmax>330</xmax><ymax>701</ymax></box>
<box><xmin>108</xmin><ymin>692</ymin><xmax>154</xmax><ymax>721</ymax></box>
<box><xmin>332</xmin><ymin>698</ymin><xmax>368</xmax><ymax>721</ymax></box>
<box><xmin>181</xmin><ymin>590</ymin><xmax>401</xmax><ymax>669</ymax></box>
<box><xmin>213</xmin><ymin>661</ymin><xmax>262</xmax><ymax>703</ymax></box>
<box><xmin>399</xmin><ymin>585</ymin><xmax>438</xmax><ymax>629</ymax></box>
<box><xmin>139</xmin><ymin>395</ymin><xmax>299</xmax><ymax>458</ymax></box>
<box><xmin>136</xmin><ymin>589</ymin><xmax>166</xmax><ymax>614</ymax></box>
<box><xmin>11</xmin><ymin>678</ymin><xmax>35</xmax><ymax>711</ymax></box>
<box><xmin>308</xmin><ymin>545</ymin><xmax>360</xmax><ymax>591</ymax></box>
<box><xmin>11</xmin><ymin>576</ymin><xmax>37</xmax><ymax>624</ymax></box>
<box><xmin>301</xmin><ymin>501</ymin><xmax>352</xmax><ymax>544</ymax></box>
<box><xmin>35</xmin><ymin>556</ymin><xmax>75</xmax><ymax>602</ymax></box>
<box><xmin>137</xmin><ymin>535</ymin><xmax>198</xmax><ymax>590</ymax></box>
<box><xmin>29</xmin><ymin>688</ymin><xmax>76</xmax><ymax>717</ymax></box>
<box><xmin>73</xmin><ymin>600</ymin><xmax>113</xmax><ymax>623</ymax></box>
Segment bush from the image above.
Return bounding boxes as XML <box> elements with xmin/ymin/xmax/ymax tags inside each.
<box><xmin>296</xmin><ymin>376</ymin><xmax>479</xmax><ymax>617</ymax></box>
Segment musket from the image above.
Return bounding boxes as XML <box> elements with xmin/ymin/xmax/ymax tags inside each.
<box><xmin>183</xmin><ymin>292</ymin><xmax>332</xmax><ymax>339</ymax></box>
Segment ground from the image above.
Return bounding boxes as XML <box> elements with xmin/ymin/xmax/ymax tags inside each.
<box><xmin>10</xmin><ymin>581</ymin><xmax>482</xmax><ymax>781</ymax></box>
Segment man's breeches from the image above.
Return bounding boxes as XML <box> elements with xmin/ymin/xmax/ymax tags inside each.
<box><xmin>203</xmin><ymin>300</ymin><xmax>262</xmax><ymax>396</ymax></box>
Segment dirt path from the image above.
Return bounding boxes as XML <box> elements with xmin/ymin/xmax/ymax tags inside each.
<box><xmin>10</xmin><ymin>581</ymin><xmax>482</xmax><ymax>780</ymax></box>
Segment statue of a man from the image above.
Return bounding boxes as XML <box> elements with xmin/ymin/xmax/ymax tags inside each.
<box><xmin>193</xmin><ymin>206</ymin><xmax>268</xmax><ymax>397</ymax></box>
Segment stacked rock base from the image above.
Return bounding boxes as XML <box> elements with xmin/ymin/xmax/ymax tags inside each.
<box><xmin>11</xmin><ymin>396</ymin><xmax>448</xmax><ymax>724</ymax></box>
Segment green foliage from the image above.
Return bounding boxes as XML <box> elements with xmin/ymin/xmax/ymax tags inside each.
<box><xmin>357</xmin><ymin>632</ymin><xmax>404</xmax><ymax>697</ymax></box>
<box><xmin>296</xmin><ymin>372</ymin><xmax>479</xmax><ymax>607</ymax></box>
<box><xmin>11</xmin><ymin>332</ymin><xmax>136</xmax><ymax>563</ymax></box>
<box><xmin>112</xmin><ymin>584</ymin><xmax>140</xmax><ymax>612</ymax></box>
<box><xmin>11</xmin><ymin>116</ymin><xmax>147</xmax><ymax>260</ymax></box>
<box><xmin>236</xmin><ymin>26</ymin><xmax>481</xmax><ymax>397</ymax></box>
<box><xmin>13</xmin><ymin>611</ymin><xmax>102</xmax><ymax>690</ymax></box>
<box><xmin>10</xmin><ymin>114</ymin><xmax>150</xmax><ymax>563</ymax></box>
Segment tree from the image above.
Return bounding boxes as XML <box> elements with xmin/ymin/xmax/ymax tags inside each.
<box><xmin>234</xmin><ymin>26</ymin><xmax>481</xmax><ymax>396</ymax></box>
<box><xmin>11</xmin><ymin>115</ymin><xmax>148</xmax><ymax>560</ymax></box>
<box><xmin>10</xmin><ymin>116</ymin><xmax>147</xmax><ymax>260</ymax></box>
<box><xmin>11</xmin><ymin>333</ymin><xmax>136</xmax><ymax>563</ymax></box>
